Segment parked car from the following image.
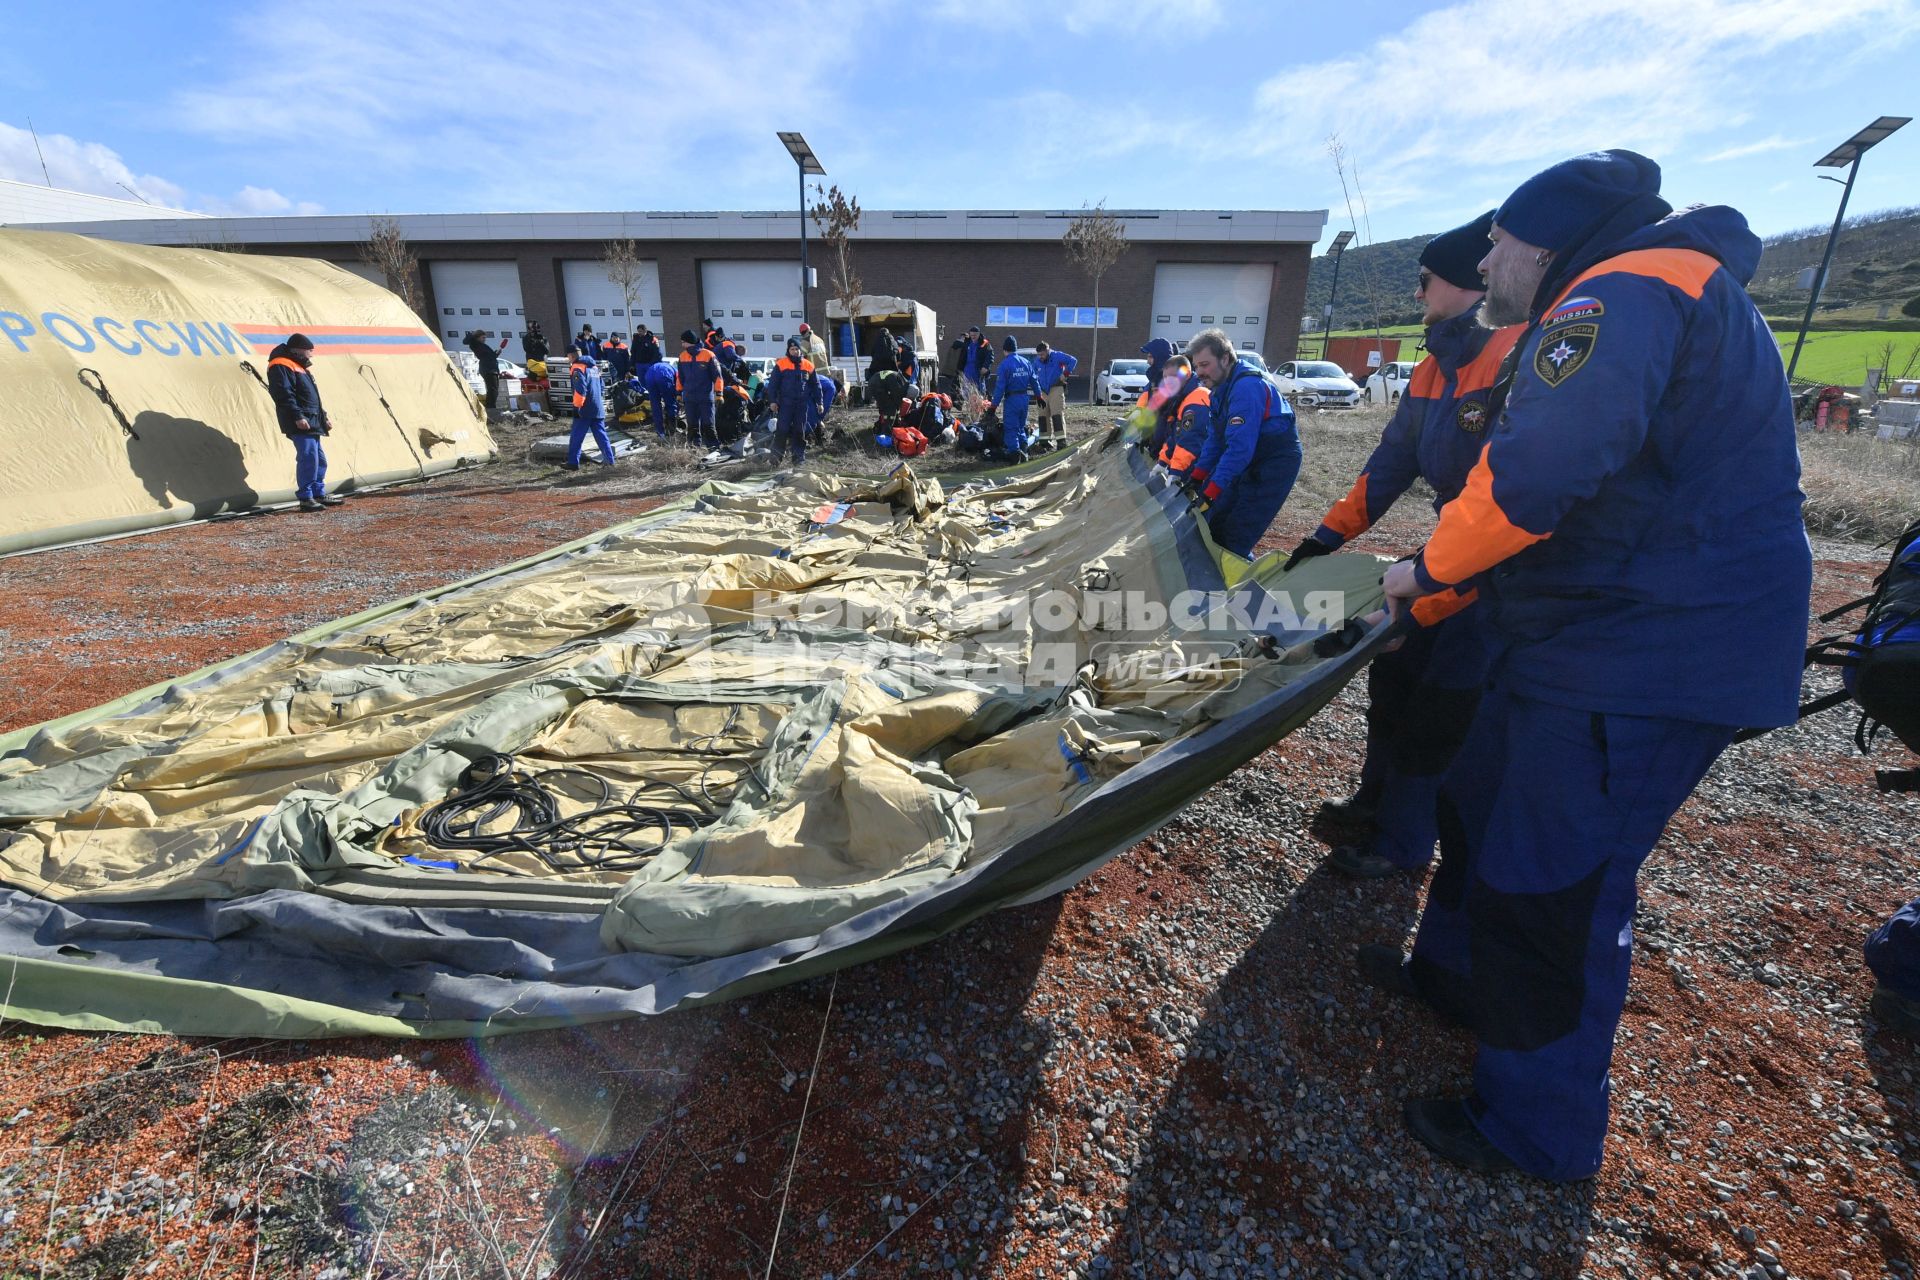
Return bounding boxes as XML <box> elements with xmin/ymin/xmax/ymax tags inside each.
<box><xmin>1096</xmin><ymin>358</ymin><xmax>1150</xmax><ymax>404</ymax></box>
<box><xmin>1363</xmin><ymin>360</ymin><xmax>1418</xmax><ymax>407</ymax></box>
<box><xmin>1273</xmin><ymin>359</ymin><xmax>1362</xmax><ymax>409</ymax></box>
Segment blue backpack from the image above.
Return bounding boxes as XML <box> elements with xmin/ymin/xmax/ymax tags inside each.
<box><xmin>1797</xmin><ymin>518</ymin><xmax>1920</xmax><ymax>792</ymax></box>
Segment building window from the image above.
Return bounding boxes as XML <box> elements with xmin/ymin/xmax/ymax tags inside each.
<box><xmin>1177</xmin><ymin>315</ymin><xmax>1191</xmax><ymax>324</ymax></box>
<box><xmin>651</xmin><ymin>309</ymin><xmax>662</xmax><ymax>317</ymax></box>
<box><xmin>593</xmin><ymin>308</ymin><xmax>606</xmax><ymax>317</ymax></box>
<box><xmin>772</xmin><ymin>310</ymin><xmax>784</xmax><ymax>318</ymax></box>
<box><xmin>574</xmin><ymin>308</ymin><xmax>586</xmax><ymax>317</ymax></box>
<box><xmin>479</xmin><ymin>308</ymin><xmax>491</xmax><ymax>315</ymax></box>
<box><xmin>515</xmin><ymin>308</ymin><xmax>524</xmax><ymax>315</ymax></box>
<box><xmin>1056</xmin><ymin>307</ymin><xmax>1117</xmax><ymax>328</ymax></box>
<box><xmin>1155</xmin><ymin>314</ymin><xmax>1170</xmax><ymax>323</ymax></box>
<box><xmin>751</xmin><ymin>309</ymin><xmax>764</xmax><ymax>318</ymax></box>
<box><xmin>772</xmin><ymin>333</ymin><xmax>785</xmax><ymax>343</ymax></box>
<box><xmin>460</xmin><ymin>307</ymin><xmax>473</xmax><ymax>315</ymax></box>
<box><xmin>1200</xmin><ymin>315</ymin><xmax>1215</xmax><ymax>324</ymax></box>
<box><xmin>442</xmin><ymin>307</ymin><xmax>454</xmax><ymax>316</ymax></box>
<box><xmin>752</xmin><ymin>333</ymin><xmax>765</xmax><ymax>342</ymax></box>
<box><xmin>731</xmin><ymin>309</ymin><xmax>744</xmax><ymax>318</ymax></box>
<box><xmin>1246</xmin><ymin>317</ymin><xmax>1259</xmax><ymax>327</ymax></box>
<box><xmin>1223</xmin><ymin>316</ymin><xmax>1238</xmax><ymax>325</ymax></box>
<box><xmin>987</xmin><ymin>305</ymin><xmax>1046</xmax><ymax>326</ymax></box>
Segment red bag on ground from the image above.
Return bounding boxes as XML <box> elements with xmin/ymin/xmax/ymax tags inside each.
<box><xmin>892</xmin><ymin>425</ymin><xmax>929</xmax><ymax>457</ymax></box>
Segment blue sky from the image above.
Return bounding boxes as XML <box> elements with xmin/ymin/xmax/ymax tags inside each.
<box><xmin>3</xmin><ymin>0</ymin><xmax>1917</xmax><ymax>249</ymax></box>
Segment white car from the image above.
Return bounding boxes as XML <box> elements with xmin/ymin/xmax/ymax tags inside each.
<box><xmin>1096</xmin><ymin>358</ymin><xmax>1150</xmax><ymax>404</ymax></box>
<box><xmin>452</xmin><ymin>350</ymin><xmax>531</xmax><ymax>397</ymax></box>
<box><xmin>1363</xmin><ymin>361</ymin><xmax>1418</xmax><ymax>407</ymax></box>
<box><xmin>1273</xmin><ymin>359</ymin><xmax>1362</xmax><ymax>409</ymax></box>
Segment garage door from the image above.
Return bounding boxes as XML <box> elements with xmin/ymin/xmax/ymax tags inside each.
<box><xmin>428</xmin><ymin>261</ymin><xmax>524</xmax><ymax>350</ymax></box>
<box><xmin>700</xmin><ymin>260</ymin><xmax>803</xmax><ymax>352</ymax></box>
<box><xmin>561</xmin><ymin>259</ymin><xmax>663</xmax><ymax>338</ymax></box>
<box><xmin>1150</xmin><ymin>263</ymin><xmax>1274</xmax><ymax>351</ymax></box>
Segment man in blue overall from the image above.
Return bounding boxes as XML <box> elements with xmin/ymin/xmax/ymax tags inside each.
<box><xmin>768</xmin><ymin>337</ymin><xmax>823</xmax><ymax>467</ymax></box>
<box><xmin>266</xmin><ymin>333</ymin><xmax>341</xmax><ymax>512</ymax></box>
<box><xmin>1376</xmin><ymin>150</ymin><xmax>1813</xmax><ymax>1180</ymax></box>
<box><xmin>1175</xmin><ymin>329</ymin><xmax>1302</xmax><ymax>559</ymax></box>
<box><xmin>562</xmin><ymin>346</ymin><xmax>615</xmax><ymax>470</ymax></box>
<box><xmin>677</xmin><ymin>329</ymin><xmax>723</xmax><ymax>448</ymax></box>
<box><xmin>987</xmin><ymin>336</ymin><xmax>1041</xmax><ymax>461</ymax></box>
<box><xmin>1287</xmin><ymin>212</ymin><xmax>1525</xmax><ymax>877</ymax></box>
<box><xmin>641</xmin><ymin>357</ymin><xmax>680</xmax><ymax>439</ymax></box>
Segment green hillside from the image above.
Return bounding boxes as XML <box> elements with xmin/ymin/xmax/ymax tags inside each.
<box><xmin>1305</xmin><ymin>204</ymin><xmax>1920</xmax><ymax>337</ymax></box>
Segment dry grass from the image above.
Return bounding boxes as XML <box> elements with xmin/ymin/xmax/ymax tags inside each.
<box><xmin>1799</xmin><ymin>429</ymin><xmax>1920</xmax><ymax>543</ymax></box>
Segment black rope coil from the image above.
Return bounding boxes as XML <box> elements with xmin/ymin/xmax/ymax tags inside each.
<box><xmin>418</xmin><ymin>752</ymin><xmax>721</xmax><ymax>873</ymax></box>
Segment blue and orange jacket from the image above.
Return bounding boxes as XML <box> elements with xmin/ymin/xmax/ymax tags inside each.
<box><xmin>602</xmin><ymin>339</ymin><xmax>631</xmax><ymax>379</ymax></box>
<box><xmin>677</xmin><ymin>346</ymin><xmax>722</xmax><ymax>401</ymax></box>
<box><xmin>1311</xmin><ymin>304</ymin><xmax>1522</xmax><ymax>626</ymax></box>
<box><xmin>1189</xmin><ymin>362</ymin><xmax>1297</xmax><ymax>503</ymax></box>
<box><xmin>1155</xmin><ymin>377</ymin><xmax>1212</xmax><ymax>471</ymax></box>
<box><xmin>770</xmin><ymin>355</ymin><xmax>822</xmax><ymax>414</ymax></box>
<box><xmin>1034</xmin><ymin>350</ymin><xmax>1078</xmax><ymax>394</ymax></box>
<box><xmin>705</xmin><ymin>330</ymin><xmax>740</xmax><ymax>370</ymax></box>
<box><xmin>266</xmin><ymin>344</ymin><xmax>329</xmax><ymax>437</ymax></box>
<box><xmin>576</xmin><ymin>333</ymin><xmax>601</xmax><ymax>363</ymax></box>
<box><xmin>570</xmin><ymin>356</ymin><xmax>605</xmax><ymax>420</ymax></box>
<box><xmin>1409</xmin><ymin>203</ymin><xmax>1812</xmax><ymax>727</ymax></box>
<box><xmin>961</xmin><ymin>337</ymin><xmax>992</xmax><ymax>384</ymax></box>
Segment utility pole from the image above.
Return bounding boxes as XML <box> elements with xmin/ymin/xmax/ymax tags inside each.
<box><xmin>1320</xmin><ymin>229</ymin><xmax>1355</xmax><ymax>358</ymax></box>
<box><xmin>1786</xmin><ymin>116</ymin><xmax>1908</xmax><ymax>384</ymax></box>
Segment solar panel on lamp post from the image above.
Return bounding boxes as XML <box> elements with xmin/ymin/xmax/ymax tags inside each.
<box><xmin>1320</xmin><ymin>229</ymin><xmax>1355</xmax><ymax>358</ymax></box>
<box><xmin>777</xmin><ymin>132</ymin><xmax>827</xmax><ymax>334</ymax></box>
<box><xmin>1785</xmin><ymin>116</ymin><xmax>1910</xmax><ymax>385</ymax></box>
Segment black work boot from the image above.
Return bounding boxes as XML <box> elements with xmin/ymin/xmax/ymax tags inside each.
<box><xmin>298</xmin><ymin>498</ymin><xmax>325</xmax><ymax>512</ymax></box>
<box><xmin>1403</xmin><ymin>1098</ymin><xmax>1521</xmax><ymax>1175</ymax></box>
<box><xmin>1355</xmin><ymin>944</ymin><xmax>1420</xmax><ymax>999</ymax></box>
<box><xmin>318</xmin><ymin>494</ymin><xmax>346</xmax><ymax>506</ymax></box>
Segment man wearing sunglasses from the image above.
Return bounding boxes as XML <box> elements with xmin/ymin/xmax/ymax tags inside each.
<box><xmin>1286</xmin><ymin>211</ymin><xmax>1524</xmax><ymax>881</ymax></box>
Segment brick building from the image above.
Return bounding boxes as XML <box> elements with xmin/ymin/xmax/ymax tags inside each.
<box><xmin>25</xmin><ymin>207</ymin><xmax>1327</xmax><ymax>375</ymax></box>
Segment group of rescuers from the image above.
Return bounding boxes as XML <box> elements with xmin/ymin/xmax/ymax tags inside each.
<box><xmin>271</xmin><ymin>147</ymin><xmax>1900</xmax><ymax>1184</ymax></box>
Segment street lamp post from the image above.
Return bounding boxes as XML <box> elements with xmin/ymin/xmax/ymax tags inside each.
<box><xmin>776</xmin><ymin>132</ymin><xmax>826</xmax><ymax>333</ymax></box>
<box><xmin>1785</xmin><ymin>115</ymin><xmax>1909</xmax><ymax>384</ymax></box>
<box><xmin>1320</xmin><ymin>229</ymin><xmax>1355</xmax><ymax>358</ymax></box>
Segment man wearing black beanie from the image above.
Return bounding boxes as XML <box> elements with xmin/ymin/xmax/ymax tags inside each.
<box><xmin>1286</xmin><ymin>210</ymin><xmax>1524</xmax><ymax>887</ymax></box>
<box><xmin>1374</xmin><ymin>150</ymin><xmax>1813</xmax><ymax>1182</ymax></box>
<box><xmin>266</xmin><ymin>332</ymin><xmax>341</xmax><ymax>512</ymax></box>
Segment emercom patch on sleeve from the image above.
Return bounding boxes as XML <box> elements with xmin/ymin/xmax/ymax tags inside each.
<box><xmin>1533</xmin><ymin>324</ymin><xmax>1598</xmax><ymax>388</ymax></box>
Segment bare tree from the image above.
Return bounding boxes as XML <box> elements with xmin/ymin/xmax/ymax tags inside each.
<box><xmin>810</xmin><ymin>183</ymin><xmax>862</xmax><ymax>368</ymax></box>
<box><xmin>603</xmin><ymin>238</ymin><xmax>645</xmax><ymax>341</ymax></box>
<box><xmin>363</xmin><ymin>216</ymin><xmax>426</xmax><ymax>318</ymax></box>
<box><xmin>1062</xmin><ymin>201</ymin><xmax>1128</xmax><ymax>383</ymax></box>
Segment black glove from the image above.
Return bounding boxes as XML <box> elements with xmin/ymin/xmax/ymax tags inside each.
<box><xmin>1284</xmin><ymin>537</ymin><xmax>1334</xmax><ymax>571</ymax></box>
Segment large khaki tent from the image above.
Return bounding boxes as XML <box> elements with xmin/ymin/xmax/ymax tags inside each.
<box><xmin>0</xmin><ymin>229</ymin><xmax>495</xmax><ymax>555</ymax></box>
<box><xmin>0</xmin><ymin>438</ymin><xmax>1390</xmax><ymax>1037</ymax></box>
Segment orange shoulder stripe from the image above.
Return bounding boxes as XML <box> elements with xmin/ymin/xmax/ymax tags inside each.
<box><xmin>268</xmin><ymin>356</ymin><xmax>306</xmax><ymax>374</ymax></box>
<box><xmin>1560</xmin><ymin>247</ymin><xmax>1719</xmax><ymax>303</ymax></box>
<box><xmin>1408</xmin><ymin>355</ymin><xmax>1444</xmax><ymax>398</ymax></box>
<box><xmin>1422</xmin><ymin>443</ymin><xmax>1549</xmax><ymax>585</ymax></box>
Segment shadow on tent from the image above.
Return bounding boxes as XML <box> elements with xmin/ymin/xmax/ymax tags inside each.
<box><xmin>126</xmin><ymin>410</ymin><xmax>261</xmax><ymax>519</ymax></box>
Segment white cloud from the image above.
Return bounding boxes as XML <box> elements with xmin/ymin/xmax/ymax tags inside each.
<box><xmin>928</xmin><ymin>0</ymin><xmax>1222</xmax><ymax>35</ymax></box>
<box><xmin>0</xmin><ymin>120</ymin><xmax>326</xmax><ymax>216</ymax></box>
<box><xmin>166</xmin><ymin>0</ymin><xmax>854</xmax><ymax>211</ymax></box>
<box><xmin>0</xmin><ymin>121</ymin><xmax>189</xmax><ymax>208</ymax></box>
<box><xmin>1233</xmin><ymin>0</ymin><xmax>1920</xmax><ymax>217</ymax></box>
<box><xmin>1703</xmin><ymin>135</ymin><xmax>1816</xmax><ymax>163</ymax></box>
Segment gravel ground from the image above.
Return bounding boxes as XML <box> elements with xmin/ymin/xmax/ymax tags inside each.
<box><xmin>0</xmin><ymin>404</ymin><xmax>1916</xmax><ymax>1279</ymax></box>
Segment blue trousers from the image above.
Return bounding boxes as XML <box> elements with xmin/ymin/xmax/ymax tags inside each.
<box><xmin>1867</xmin><ymin>897</ymin><xmax>1920</xmax><ymax>1002</ymax></box>
<box><xmin>1409</xmin><ymin>685</ymin><xmax>1733</xmax><ymax>1180</ymax></box>
<box><xmin>1205</xmin><ymin>432</ymin><xmax>1303</xmax><ymax>558</ymax></box>
<box><xmin>567</xmin><ymin>417</ymin><xmax>614</xmax><ymax>466</ymax></box>
<box><xmin>999</xmin><ymin>394</ymin><xmax>1031</xmax><ymax>454</ymax></box>
<box><xmin>773</xmin><ymin>405</ymin><xmax>808</xmax><ymax>464</ymax></box>
<box><xmin>1354</xmin><ymin>607</ymin><xmax>1492</xmax><ymax>869</ymax></box>
<box><xmin>686</xmin><ymin>394</ymin><xmax>717</xmax><ymax>446</ymax></box>
<box><xmin>648</xmin><ymin>387</ymin><xmax>678</xmax><ymax>437</ymax></box>
<box><xmin>291</xmin><ymin>433</ymin><xmax>327</xmax><ymax>500</ymax></box>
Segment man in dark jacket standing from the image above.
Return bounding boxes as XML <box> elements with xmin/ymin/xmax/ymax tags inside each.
<box><xmin>677</xmin><ymin>329</ymin><xmax>724</xmax><ymax>447</ymax></box>
<box><xmin>633</xmin><ymin>325</ymin><xmax>662</xmax><ymax>366</ymax></box>
<box><xmin>465</xmin><ymin>329</ymin><xmax>509</xmax><ymax>411</ymax></box>
<box><xmin>266</xmin><ymin>333</ymin><xmax>341</xmax><ymax>512</ymax></box>
<box><xmin>1288</xmin><ymin>211</ymin><xmax>1524</xmax><ymax>879</ymax></box>
<box><xmin>1376</xmin><ymin>151</ymin><xmax>1813</xmax><ymax>1182</ymax></box>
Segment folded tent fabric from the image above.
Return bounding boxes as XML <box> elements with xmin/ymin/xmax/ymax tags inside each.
<box><xmin>0</xmin><ymin>438</ymin><xmax>1389</xmax><ymax>1036</ymax></box>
